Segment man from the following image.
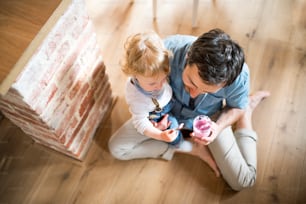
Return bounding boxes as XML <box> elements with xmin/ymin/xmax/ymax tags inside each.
<box><xmin>108</xmin><ymin>29</ymin><xmax>270</xmax><ymax>191</ymax></box>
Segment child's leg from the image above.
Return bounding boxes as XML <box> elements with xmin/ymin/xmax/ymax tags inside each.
<box><xmin>108</xmin><ymin>119</ymin><xmax>176</xmax><ymax>160</ymax></box>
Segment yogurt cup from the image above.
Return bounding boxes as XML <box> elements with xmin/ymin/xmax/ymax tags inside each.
<box><xmin>193</xmin><ymin>115</ymin><xmax>211</xmax><ymax>139</ymax></box>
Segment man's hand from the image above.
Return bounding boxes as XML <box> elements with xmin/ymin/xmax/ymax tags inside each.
<box><xmin>192</xmin><ymin>121</ymin><xmax>220</xmax><ymax>145</ymax></box>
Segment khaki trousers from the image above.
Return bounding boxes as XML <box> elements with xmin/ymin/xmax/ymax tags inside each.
<box><xmin>108</xmin><ymin>119</ymin><xmax>257</xmax><ymax>191</ymax></box>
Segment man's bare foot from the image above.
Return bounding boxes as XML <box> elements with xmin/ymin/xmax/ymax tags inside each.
<box><xmin>193</xmin><ymin>142</ymin><xmax>220</xmax><ymax>177</ymax></box>
<box><xmin>236</xmin><ymin>91</ymin><xmax>270</xmax><ymax>130</ymax></box>
<box><xmin>249</xmin><ymin>91</ymin><xmax>271</xmax><ymax>110</ymax></box>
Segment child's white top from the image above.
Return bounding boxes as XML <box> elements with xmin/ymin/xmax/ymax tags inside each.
<box><xmin>125</xmin><ymin>77</ymin><xmax>173</xmax><ymax>134</ymax></box>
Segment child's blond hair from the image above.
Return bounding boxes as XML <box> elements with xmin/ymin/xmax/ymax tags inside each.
<box><xmin>122</xmin><ymin>32</ymin><xmax>172</xmax><ymax>77</ymax></box>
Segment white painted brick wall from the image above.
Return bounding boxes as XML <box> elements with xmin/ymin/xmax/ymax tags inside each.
<box><xmin>0</xmin><ymin>0</ymin><xmax>113</xmax><ymax>160</ymax></box>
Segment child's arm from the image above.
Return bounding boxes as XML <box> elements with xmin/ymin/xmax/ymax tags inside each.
<box><xmin>145</xmin><ymin>117</ymin><xmax>184</xmax><ymax>142</ymax></box>
<box><xmin>143</xmin><ymin>126</ymin><xmax>179</xmax><ymax>142</ymax></box>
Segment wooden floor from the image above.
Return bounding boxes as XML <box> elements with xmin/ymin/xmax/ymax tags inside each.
<box><xmin>1</xmin><ymin>0</ymin><xmax>306</xmax><ymax>203</ymax></box>
<box><xmin>0</xmin><ymin>0</ymin><xmax>62</xmax><ymax>84</ymax></box>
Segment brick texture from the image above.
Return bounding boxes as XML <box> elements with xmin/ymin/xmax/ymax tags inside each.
<box><xmin>0</xmin><ymin>0</ymin><xmax>113</xmax><ymax>160</ymax></box>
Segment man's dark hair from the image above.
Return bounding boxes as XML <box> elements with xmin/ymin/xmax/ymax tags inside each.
<box><xmin>187</xmin><ymin>28</ymin><xmax>245</xmax><ymax>86</ymax></box>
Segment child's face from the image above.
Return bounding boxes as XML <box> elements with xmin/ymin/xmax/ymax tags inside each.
<box><xmin>135</xmin><ymin>72</ymin><xmax>168</xmax><ymax>92</ymax></box>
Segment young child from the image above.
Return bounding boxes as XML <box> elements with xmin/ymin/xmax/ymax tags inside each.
<box><xmin>121</xmin><ymin>32</ymin><xmax>182</xmax><ymax>146</ymax></box>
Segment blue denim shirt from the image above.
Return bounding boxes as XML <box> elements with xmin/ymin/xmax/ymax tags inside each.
<box><xmin>164</xmin><ymin>34</ymin><xmax>250</xmax><ymax>129</ymax></box>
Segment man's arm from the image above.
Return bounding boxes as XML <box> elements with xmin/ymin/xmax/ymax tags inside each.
<box><xmin>215</xmin><ymin>107</ymin><xmax>245</xmax><ymax>131</ymax></box>
<box><xmin>193</xmin><ymin>107</ymin><xmax>245</xmax><ymax>145</ymax></box>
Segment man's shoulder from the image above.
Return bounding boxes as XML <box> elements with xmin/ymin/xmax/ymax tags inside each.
<box><xmin>164</xmin><ymin>34</ymin><xmax>197</xmax><ymax>48</ymax></box>
<box><xmin>164</xmin><ymin>34</ymin><xmax>197</xmax><ymax>65</ymax></box>
<box><xmin>164</xmin><ymin>34</ymin><xmax>197</xmax><ymax>41</ymax></box>
<box><xmin>224</xmin><ymin>63</ymin><xmax>250</xmax><ymax>96</ymax></box>
<box><xmin>238</xmin><ymin>63</ymin><xmax>250</xmax><ymax>82</ymax></box>
<box><xmin>230</xmin><ymin>63</ymin><xmax>250</xmax><ymax>85</ymax></box>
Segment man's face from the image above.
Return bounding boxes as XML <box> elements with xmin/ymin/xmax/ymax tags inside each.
<box><xmin>182</xmin><ymin>64</ymin><xmax>225</xmax><ymax>98</ymax></box>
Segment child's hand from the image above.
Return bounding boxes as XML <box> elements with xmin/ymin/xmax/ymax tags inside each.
<box><xmin>160</xmin><ymin>123</ymin><xmax>184</xmax><ymax>142</ymax></box>
<box><xmin>160</xmin><ymin>129</ymin><xmax>179</xmax><ymax>142</ymax></box>
<box><xmin>151</xmin><ymin>114</ymin><xmax>171</xmax><ymax>130</ymax></box>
